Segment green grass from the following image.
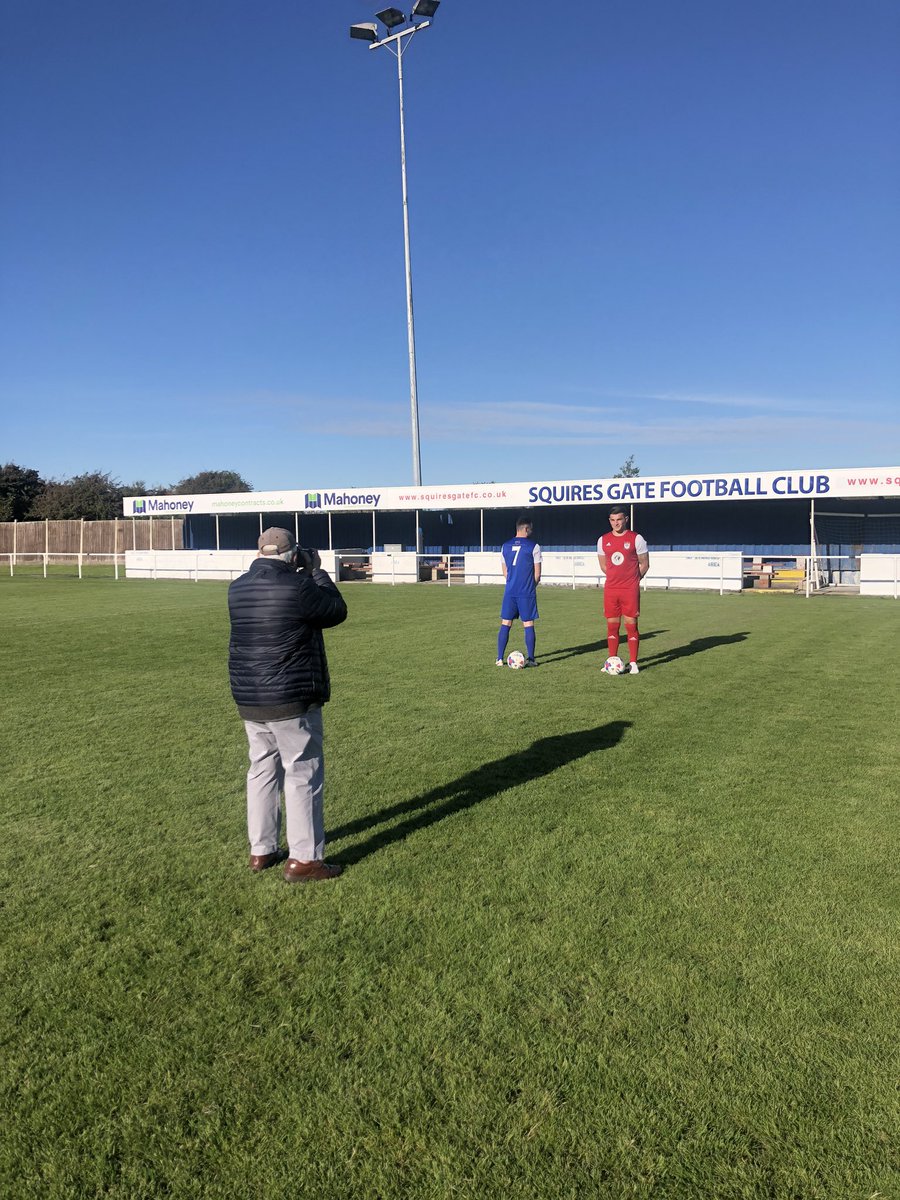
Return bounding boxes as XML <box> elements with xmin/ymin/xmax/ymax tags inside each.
<box><xmin>1</xmin><ymin>578</ymin><xmax>898</xmax><ymax>1199</ymax></box>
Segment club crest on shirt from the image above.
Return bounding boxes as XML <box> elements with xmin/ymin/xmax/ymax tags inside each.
<box><xmin>624</xmin><ymin>542</ymin><xmax>631</xmax><ymax>549</ymax></box>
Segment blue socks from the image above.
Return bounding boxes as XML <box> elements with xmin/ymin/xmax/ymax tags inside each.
<box><xmin>498</xmin><ymin>625</ymin><xmax>536</xmax><ymax>660</ymax></box>
<box><xmin>497</xmin><ymin>625</ymin><xmax>511</xmax><ymax>660</ymax></box>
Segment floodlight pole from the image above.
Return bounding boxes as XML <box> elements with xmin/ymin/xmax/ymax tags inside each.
<box><xmin>394</xmin><ymin>33</ymin><xmax>422</xmax><ymax>491</ymax></box>
<box><xmin>366</xmin><ymin>22</ymin><xmax>431</xmax><ymax>508</ymax></box>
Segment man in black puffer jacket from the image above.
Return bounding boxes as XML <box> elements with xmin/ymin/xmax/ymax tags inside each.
<box><xmin>228</xmin><ymin>527</ymin><xmax>348</xmax><ymax>883</ymax></box>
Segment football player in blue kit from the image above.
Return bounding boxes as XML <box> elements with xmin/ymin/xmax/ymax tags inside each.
<box><xmin>496</xmin><ymin>517</ymin><xmax>542</xmax><ymax>667</ymax></box>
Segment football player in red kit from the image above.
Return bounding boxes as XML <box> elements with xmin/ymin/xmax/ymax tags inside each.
<box><xmin>597</xmin><ymin>506</ymin><xmax>650</xmax><ymax>674</ymax></box>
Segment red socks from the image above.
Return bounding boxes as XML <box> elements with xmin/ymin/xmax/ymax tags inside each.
<box><xmin>626</xmin><ymin>626</ymin><xmax>639</xmax><ymax>662</ymax></box>
<box><xmin>606</xmin><ymin>620</ymin><xmax>620</xmax><ymax>657</ymax></box>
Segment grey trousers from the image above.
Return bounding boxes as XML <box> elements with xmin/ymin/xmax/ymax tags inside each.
<box><xmin>244</xmin><ymin>708</ymin><xmax>325</xmax><ymax>863</ymax></box>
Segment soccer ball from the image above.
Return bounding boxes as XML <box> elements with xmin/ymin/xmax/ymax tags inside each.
<box><xmin>507</xmin><ymin>650</ymin><xmax>526</xmax><ymax>670</ymax></box>
<box><xmin>603</xmin><ymin>655</ymin><xmax>625</xmax><ymax>675</ymax></box>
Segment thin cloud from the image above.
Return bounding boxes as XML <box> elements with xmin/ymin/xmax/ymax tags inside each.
<box><xmin>204</xmin><ymin>390</ymin><xmax>900</xmax><ymax>455</ymax></box>
<box><xmin>561</xmin><ymin>385</ymin><xmax>844</xmax><ymax>415</ymax></box>
<box><xmin>420</xmin><ymin>405</ymin><xmax>900</xmax><ymax>449</ymax></box>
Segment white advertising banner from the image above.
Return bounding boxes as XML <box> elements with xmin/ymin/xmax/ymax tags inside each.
<box><xmin>859</xmin><ymin>553</ymin><xmax>900</xmax><ymax>598</ymax></box>
<box><xmin>122</xmin><ymin>467</ymin><xmax>900</xmax><ymax>517</ymax></box>
<box><xmin>125</xmin><ymin>550</ymin><xmax>340</xmax><ymax>581</ymax></box>
<box><xmin>463</xmin><ymin>551</ymin><xmax>744</xmax><ymax>592</ymax></box>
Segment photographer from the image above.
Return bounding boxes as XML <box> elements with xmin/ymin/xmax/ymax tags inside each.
<box><xmin>228</xmin><ymin>527</ymin><xmax>347</xmax><ymax>883</ymax></box>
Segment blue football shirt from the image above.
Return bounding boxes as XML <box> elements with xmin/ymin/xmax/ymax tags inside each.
<box><xmin>501</xmin><ymin>537</ymin><xmax>542</xmax><ymax>594</ymax></box>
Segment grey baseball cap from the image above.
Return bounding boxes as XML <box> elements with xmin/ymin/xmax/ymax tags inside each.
<box><xmin>258</xmin><ymin>527</ymin><xmax>296</xmax><ymax>555</ymax></box>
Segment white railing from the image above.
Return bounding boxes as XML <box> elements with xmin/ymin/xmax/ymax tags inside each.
<box><xmin>42</xmin><ymin>548</ymin><xmax>892</xmax><ymax>598</ymax></box>
<box><xmin>467</xmin><ymin>551</ymin><xmax>743</xmax><ymax>594</ymax></box>
<box><xmin>119</xmin><ymin>549</ymin><xmax>744</xmax><ymax>593</ymax></box>
<box><xmin>3</xmin><ymin>552</ymin><xmax>125</xmax><ymax>579</ymax></box>
<box><xmin>351</xmin><ymin>552</ymin><xmax>467</xmax><ymax>586</ymax></box>
<box><xmin>126</xmin><ymin>549</ymin><xmax>274</xmax><ymax>581</ymax></box>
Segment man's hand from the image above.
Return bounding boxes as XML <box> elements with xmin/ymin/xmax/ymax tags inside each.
<box><xmin>296</xmin><ymin>547</ymin><xmax>321</xmax><ymax>572</ymax></box>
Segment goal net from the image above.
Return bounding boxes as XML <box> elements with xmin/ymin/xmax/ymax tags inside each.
<box><xmin>812</xmin><ymin>511</ymin><xmax>900</xmax><ymax>585</ymax></box>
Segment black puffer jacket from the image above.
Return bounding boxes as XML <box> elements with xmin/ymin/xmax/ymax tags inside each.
<box><xmin>228</xmin><ymin>558</ymin><xmax>348</xmax><ymax>720</ymax></box>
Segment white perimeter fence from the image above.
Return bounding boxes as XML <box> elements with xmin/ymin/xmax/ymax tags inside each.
<box><xmin>114</xmin><ymin>550</ymin><xmax>900</xmax><ymax>597</ymax></box>
<box><xmin>5</xmin><ymin>549</ymin><xmax>898</xmax><ymax>597</ymax></box>
<box><xmin>3</xmin><ymin>553</ymin><xmax>123</xmax><ymax>578</ymax></box>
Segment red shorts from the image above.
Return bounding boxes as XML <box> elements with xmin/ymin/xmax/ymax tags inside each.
<box><xmin>604</xmin><ymin>586</ymin><xmax>640</xmax><ymax>620</ymax></box>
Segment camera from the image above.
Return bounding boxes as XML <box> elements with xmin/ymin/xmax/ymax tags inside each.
<box><xmin>293</xmin><ymin>546</ymin><xmax>320</xmax><ymax>571</ymax></box>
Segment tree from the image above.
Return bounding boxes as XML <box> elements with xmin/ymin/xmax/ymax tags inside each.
<box><xmin>28</xmin><ymin>472</ymin><xmax>123</xmax><ymax>521</ymax></box>
<box><xmin>0</xmin><ymin>463</ymin><xmax>45</xmax><ymax>521</ymax></box>
<box><xmin>122</xmin><ymin>480</ymin><xmax>168</xmax><ymax>497</ymax></box>
<box><xmin>614</xmin><ymin>455</ymin><xmax>639</xmax><ymax>478</ymax></box>
<box><xmin>171</xmin><ymin>470</ymin><xmax>252</xmax><ymax>495</ymax></box>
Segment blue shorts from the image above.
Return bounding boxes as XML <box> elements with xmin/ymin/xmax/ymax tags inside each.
<box><xmin>501</xmin><ymin>591</ymin><xmax>539</xmax><ymax>622</ymax></box>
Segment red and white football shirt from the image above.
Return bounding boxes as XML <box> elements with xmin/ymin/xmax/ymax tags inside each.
<box><xmin>597</xmin><ymin>531</ymin><xmax>648</xmax><ymax>587</ymax></box>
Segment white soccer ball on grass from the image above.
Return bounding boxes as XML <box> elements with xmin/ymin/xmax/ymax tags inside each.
<box><xmin>603</xmin><ymin>655</ymin><xmax>625</xmax><ymax>675</ymax></box>
<box><xmin>507</xmin><ymin>650</ymin><xmax>526</xmax><ymax>670</ymax></box>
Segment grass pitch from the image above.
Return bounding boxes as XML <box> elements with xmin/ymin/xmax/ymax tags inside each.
<box><xmin>1</xmin><ymin>578</ymin><xmax>898</xmax><ymax>1198</ymax></box>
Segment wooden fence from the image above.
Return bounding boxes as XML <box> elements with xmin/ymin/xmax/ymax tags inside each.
<box><xmin>0</xmin><ymin>518</ymin><xmax>184</xmax><ymax>561</ymax></box>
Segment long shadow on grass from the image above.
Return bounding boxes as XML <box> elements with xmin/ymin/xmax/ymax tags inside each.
<box><xmin>540</xmin><ymin>630</ymin><xmax>667</xmax><ymax>664</ymax></box>
<box><xmin>332</xmin><ymin>721</ymin><xmax>632</xmax><ymax>865</ymax></box>
<box><xmin>638</xmin><ymin>631</ymin><xmax>750</xmax><ymax>669</ymax></box>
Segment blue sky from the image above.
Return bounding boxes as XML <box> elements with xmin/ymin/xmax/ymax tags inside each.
<box><xmin>1</xmin><ymin>0</ymin><xmax>898</xmax><ymax>492</ymax></box>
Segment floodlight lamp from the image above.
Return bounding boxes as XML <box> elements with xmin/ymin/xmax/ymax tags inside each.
<box><xmin>350</xmin><ymin>22</ymin><xmax>379</xmax><ymax>41</ymax></box>
<box><xmin>375</xmin><ymin>7</ymin><xmax>407</xmax><ymax>30</ymax></box>
<box><xmin>411</xmin><ymin>0</ymin><xmax>440</xmax><ymax>17</ymax></box>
